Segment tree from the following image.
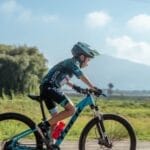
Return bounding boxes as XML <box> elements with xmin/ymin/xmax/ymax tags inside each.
<box><xmin>0</xmin><ymin>44</ymin><xmax>48</xmax><ymax>97</ymax></box>
<box><xmin>107</xmin><ymin>83</ymin><xmax>114</xmax><ymax>98</ymax></box>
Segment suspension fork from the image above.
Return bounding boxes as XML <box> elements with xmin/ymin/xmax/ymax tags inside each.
<box><xmin>91</xmin><ymin>105</ymin><xmax>112</xmax><ymax>147</ymax></box>
<box><xmin>91</xmin><ymin>105</ymin><xmax>105</xmax><ymax>139</ymax></box>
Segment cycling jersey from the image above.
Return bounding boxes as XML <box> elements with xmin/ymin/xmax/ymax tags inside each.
<box><xmin>41</xmin><ymin>57</ymin><xmax>83</xmax><ymax>88</ymax></box>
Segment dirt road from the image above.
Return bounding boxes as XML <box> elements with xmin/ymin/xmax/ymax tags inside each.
<box><xmin>60</xmin><ymin>141</ymin><xmax>150</xmax><ymax>150</ymax></box>
<box><xmin>1</xmin><ymin>141</ymin><xmax>150</xmax><ymax>149</ymax></box>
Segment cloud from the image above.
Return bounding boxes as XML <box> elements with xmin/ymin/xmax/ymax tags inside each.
<box><xmin>0</xmin><ymin>0</ymin><xmax>20</xmax><ymax>14</ymax></box>
<box><xmin>0</xmin><ymin>0</ymin><xmax>58</xmax><ymax>23</ymax></box>
<box><xmin>106</xmin><ymin>35</ymin><xmax>150</xmax><ymax>65</ymax></box>
<box><xmin>127</xmin><ymin>14</ymin><xmax>150</xmax><ymax>32</ymax></box>
<box><xmin>85</xmin><ymin>11</ymin><xmax>112</xmax><ymax>28</ymax></box>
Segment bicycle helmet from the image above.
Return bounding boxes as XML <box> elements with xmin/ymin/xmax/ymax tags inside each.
<box><xmin>71</xmin><ymin>42</ymin><xmax>100</xmax><ymax>58</ymax></box>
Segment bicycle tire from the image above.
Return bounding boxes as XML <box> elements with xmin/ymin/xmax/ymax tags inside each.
<box><xmin>0</xmin><ymin>112</ymin><xmax>43</xmax><ymax>150</ymax></box>
<box><xmin>79</xmin><ymin>114</ymin><xmax>136</xmax><ymax>150</ymax></box>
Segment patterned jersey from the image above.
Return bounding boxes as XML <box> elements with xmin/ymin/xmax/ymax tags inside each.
<box><xmin>41</xmin><ymin>57</ymin><xmax>83</xmax><ymax>88</ymax></box>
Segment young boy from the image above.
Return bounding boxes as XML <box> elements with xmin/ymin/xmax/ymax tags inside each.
<box><xmin>40</xmin><ymin>42</ymin><xmax>102</xmax><ymax>136</ymax></box>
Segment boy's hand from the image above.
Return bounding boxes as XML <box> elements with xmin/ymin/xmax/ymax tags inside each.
<box><xmin>91</xmin><ymin>87</ymin><xmax>102</xmax><ymax>96</ymax></box>
<box><xmin>72</xmin><ymin>85</ymin><xmax>83</xmax><ymax>93</ymax></box>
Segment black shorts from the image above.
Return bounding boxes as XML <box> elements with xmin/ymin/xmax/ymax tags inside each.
<box><xmin>40</xmin><ymin>84</ymin><xmax>71</xmax><ymax>110</ymax></box>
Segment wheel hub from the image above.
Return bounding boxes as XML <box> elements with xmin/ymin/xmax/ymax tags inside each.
<box><xmin>50</xmin><ymin>144</ymin><xmax>60</xmax><ymax>150</ymax></box>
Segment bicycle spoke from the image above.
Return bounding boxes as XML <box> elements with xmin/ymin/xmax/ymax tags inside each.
<box><xmin>0</xmin><ymin>119</ymin><xmax>37</xmax><ymax>150</ymax></box>
<box><xmin>87</xmin><ymin>121</ymin><xmax>130</xmax><ymax>150</ymax></box>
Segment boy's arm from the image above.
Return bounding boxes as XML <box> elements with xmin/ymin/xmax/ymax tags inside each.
<box><xmin>66</xmin><ymin>75</ymin><xmax>96</xmax><ymax>90</ymax></box>
<box><xmin>79</xmin><ymin>75</ymin><xmax>102</xmax><ymax>95</ymax></box>
<box><xmin>79</xmin><ymin>75</ymin><xmax>95</xmax><ymax>89</ymax></box>
<box><xmin>66</xmin><ymin>81</ymin><xmax>74</xmax><ymax>88</ymax></box>
<box><xmin>66</xmin><ymin>75</ymin><xmax>102</xmax><ymax>94</ymax></box>
<box><xmin>66</xmin><ymin>75</ymin><xmax>94</xmax><ymax>89</ymax></box>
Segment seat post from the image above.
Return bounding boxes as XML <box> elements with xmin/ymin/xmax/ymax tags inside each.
<box><xmin>40</xmin><ymin>100</ymin><xmax>47</xmax><ymax>121</ymax></box>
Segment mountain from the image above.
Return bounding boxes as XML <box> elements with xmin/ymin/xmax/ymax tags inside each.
<box><xmin>74</xmin><ymin>55</ymin><xmax>150</xmax><ymax>90</ymax></box>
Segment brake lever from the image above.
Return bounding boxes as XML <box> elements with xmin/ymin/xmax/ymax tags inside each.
<box><xmin>92</xmin><ymin>91</ymin><xmax>107</xmax><ymax>97</ymax></box>
<box><xmin>102</xmin><ymin>93</ymin><xmax>107</xmax><ymax>97</ymax></box>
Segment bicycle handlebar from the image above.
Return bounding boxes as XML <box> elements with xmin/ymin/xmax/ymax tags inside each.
<box><xmin>79</xmin><ymin>88</ymin><xmax>107</xmax><ymax>97</ymax></box>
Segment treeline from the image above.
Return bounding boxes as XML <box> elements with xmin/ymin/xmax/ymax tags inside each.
<box><xmin>0</xmin><ymin>44</ymin><xmax>48</xmax><ymax>97</ymax></box>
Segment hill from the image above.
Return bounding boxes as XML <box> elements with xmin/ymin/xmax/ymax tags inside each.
<box><xmin>74</xmin><ymin>55</ymin><xmax>150</xmax><ymax>90</ymax></box>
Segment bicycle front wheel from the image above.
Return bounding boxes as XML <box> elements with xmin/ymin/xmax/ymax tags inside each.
<box><xmin>79</xmin><ymin>114</ymin><xmax>136</xmax><ymax>150</ymax></box>
<box><xmin>0</xmin><ymin>113</ymin><xmax>42</xmax><ymax>150</ymax></box>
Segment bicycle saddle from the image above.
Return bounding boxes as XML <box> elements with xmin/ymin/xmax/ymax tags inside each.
<box><xmin>28</xmin><ymin>94</ymin><xmax>41</xmax><ymax>102</ymax></box>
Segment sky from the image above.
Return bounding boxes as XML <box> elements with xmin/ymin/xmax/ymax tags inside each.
<box><xmin>0</xmin><ymin>0</ymin><xmax>150</xmax><ymax>67</ymax></box>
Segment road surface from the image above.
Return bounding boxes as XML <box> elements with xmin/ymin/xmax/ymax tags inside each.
<box><xmin>60</xmin><ymin>141</ymin><xmax>150</xmax><ymax>150</ymax></box>
<box><xmin>0</xmin><ymin>140</ymin><xmax>150</xmax><ymax>149</ymax></box>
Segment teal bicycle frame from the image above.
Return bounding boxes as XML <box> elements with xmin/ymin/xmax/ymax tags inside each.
<box><xmin>2</xmin><ymin>91</ymin><xmax>136</xmax><ymax>150</ymax></box>
<box><xmin>56</xmin><ymin>94</ymin><xmax>95</xmax><ymax>146</ymax></box>
<box><xmin>10</xmin><ymin>94</ymin><xmax>96</xmax><ymax>148</ymax></box>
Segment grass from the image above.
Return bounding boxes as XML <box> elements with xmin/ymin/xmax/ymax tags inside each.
<box><xmin>0</xmin><ymin>95</ymin><xmax>150</xmax><ymax>141</ymax></box>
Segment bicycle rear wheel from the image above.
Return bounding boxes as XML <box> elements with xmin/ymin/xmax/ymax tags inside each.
<box><xmin>0</xmin><ymin>113</ymin><xmax>43</xmax><ymax>150</ymax></box>
<box><xmin>79</xmin><ymin>114</ymin><xmax>136</xmax><ymax>150</ymax></box>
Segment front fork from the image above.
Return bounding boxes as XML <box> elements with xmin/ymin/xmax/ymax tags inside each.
<box><xmin>92</xmin><ymin>105</ymin><xmax>112</xmax><ymax>148</ymax></box>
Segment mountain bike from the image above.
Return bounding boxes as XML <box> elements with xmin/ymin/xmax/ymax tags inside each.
<box><xmin>0</xmin><ymin>89</ymin><xmax>136</xmax><ymax>150</ymax></box>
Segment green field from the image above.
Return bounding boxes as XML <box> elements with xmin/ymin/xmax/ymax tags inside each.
<box><xmin>0</xmin><ymin>95</ymin><xmax>150</xmax><ymax>141</ymax></box>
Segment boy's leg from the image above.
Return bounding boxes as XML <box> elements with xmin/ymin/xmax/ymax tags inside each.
<box><xmin>50</xmin><ymin>110</ymin><xmax>58</xmax><ymax>138</ymax></box>
<box><xmin>48</xmin><ymin>101</ymin><xmax>75</xmax><ymax>126</ymax></box>
<box><xmin>41</xmin><ymin>85</ymin><xmax>76</xmax><ymax>126</ymax></box>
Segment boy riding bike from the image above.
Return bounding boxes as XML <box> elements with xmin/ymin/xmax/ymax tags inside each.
<box><xmin>39</xmin><ymin>42</ymin><xmax>102</xmax><ymax>139</ymax></box>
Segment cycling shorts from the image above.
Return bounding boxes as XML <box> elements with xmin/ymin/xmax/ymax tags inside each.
<box><xmin>40</xmin><ymin>84</ymin><xmax>71</xmax><ymax>111</ymax></box>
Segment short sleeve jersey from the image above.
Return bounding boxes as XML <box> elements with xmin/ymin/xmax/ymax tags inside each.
<box><xmin>41</xmin><ymin>57</ymin><xmax>83</xmax><ymax>88</ymax></box>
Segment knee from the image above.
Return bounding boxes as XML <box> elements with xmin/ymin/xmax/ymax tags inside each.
<box><xmin>65</xmin><ymin>104</ymin><xmax>76</xmax><ymax>116</ymax></box>
<box><xmin>69</xmin><ymin>106</ymin><xmax>76</xmax><ymax>115</ymax></box>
